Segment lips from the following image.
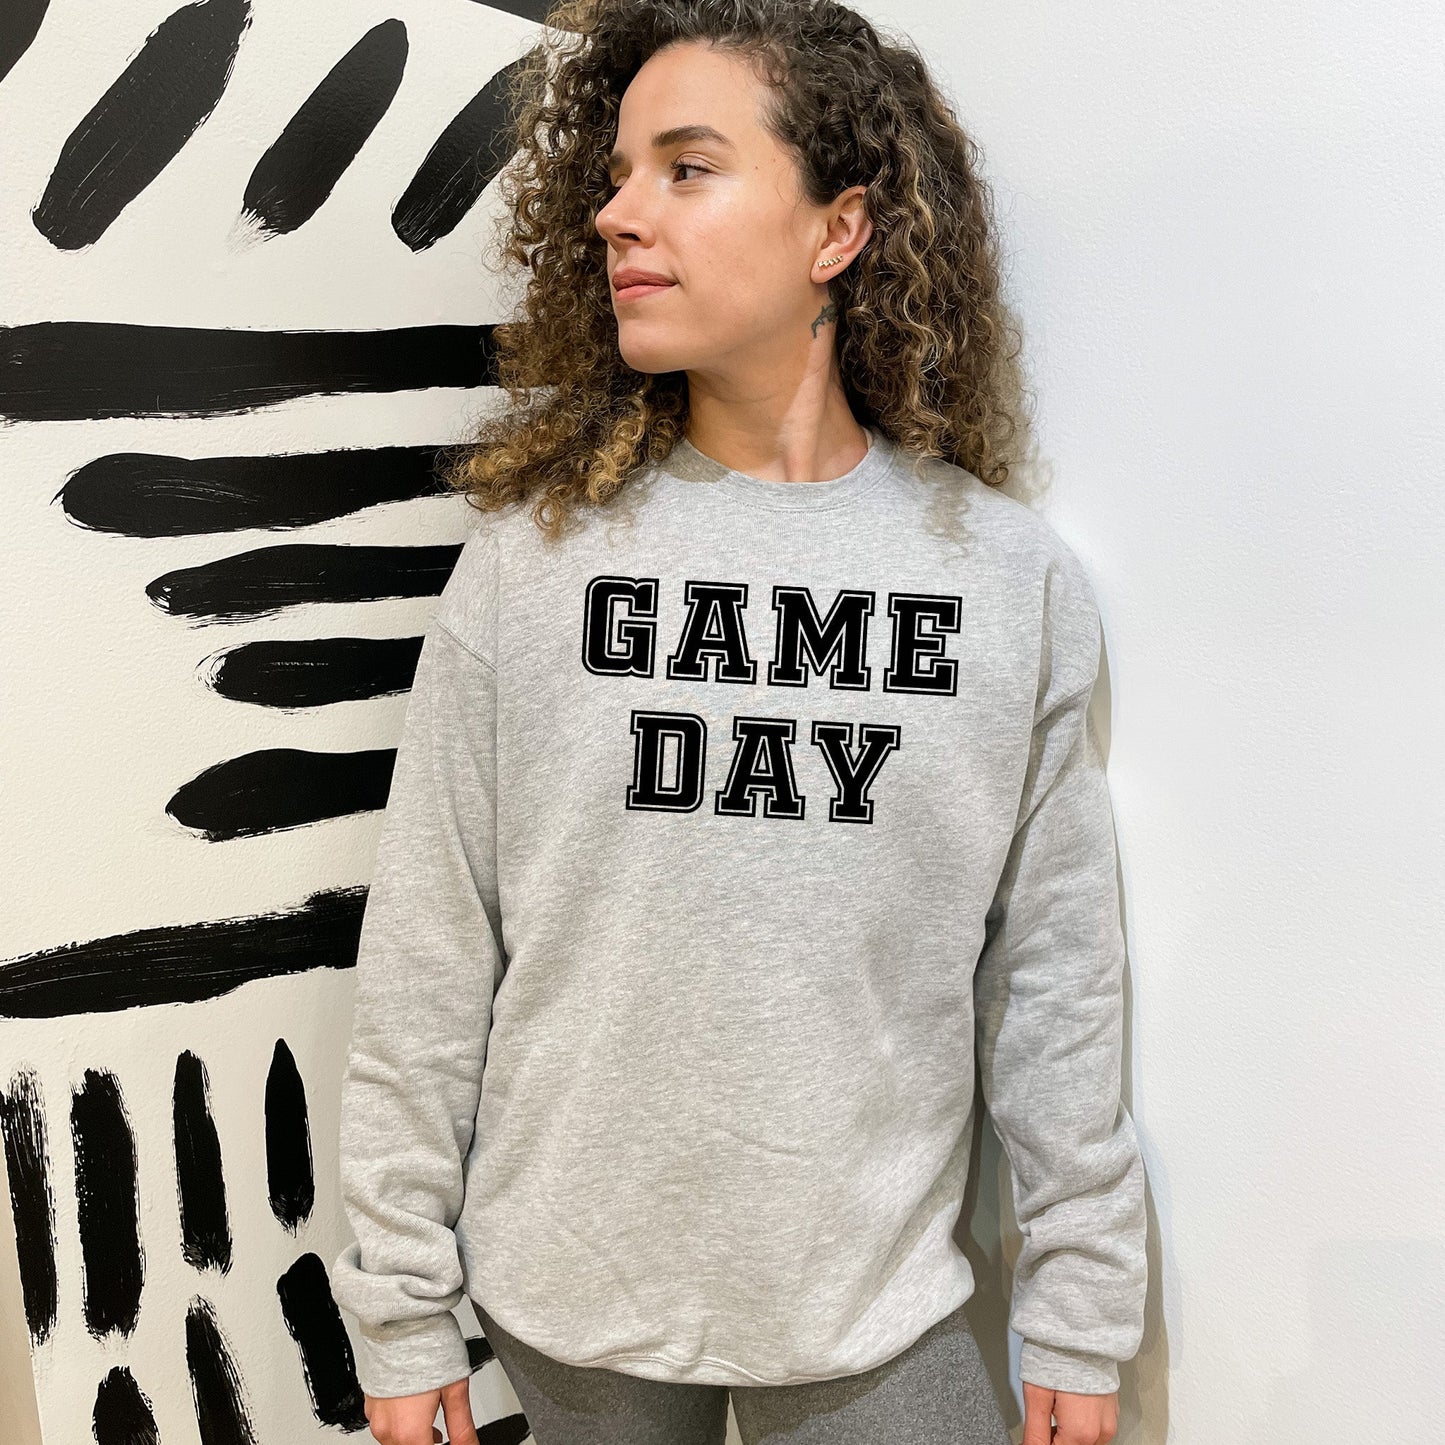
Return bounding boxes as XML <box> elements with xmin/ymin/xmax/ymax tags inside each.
<box><xmin>614</xmin><ymin>281</ymin><xmax>673</xmax><ymax>302</ymax></box>
<box><xmin>612</xmin><ymin>268</ymin><xmax>675</xmax><ymax>295</ymax></box>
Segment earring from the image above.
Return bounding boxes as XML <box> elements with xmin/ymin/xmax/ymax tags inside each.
<box><xmin>816</xmin><ymin>254</ymin><xmax>846</xmax><ymax>269</ymax></box>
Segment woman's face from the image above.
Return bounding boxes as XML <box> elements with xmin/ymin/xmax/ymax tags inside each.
<box><xmin>595</xmin><ymin>40</ymin><xmax>867</xmax><ymax>383</ymax></box>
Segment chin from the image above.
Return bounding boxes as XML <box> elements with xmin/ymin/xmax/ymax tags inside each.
<box><xmin>615</xmin><ymin>334</ymin><xmax>692</xmax><ymax>374</ymax></box>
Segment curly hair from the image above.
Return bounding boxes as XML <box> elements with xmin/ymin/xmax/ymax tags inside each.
<box><xmin>439</xmin><ymin>0</ymin><xmax>1031</xmax><ymax>541</ymax></box>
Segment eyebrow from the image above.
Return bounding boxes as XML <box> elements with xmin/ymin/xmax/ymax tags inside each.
<box><xmin>605</xmin><ymin>124</ymin><xmax>735</xmax><ymax>173</ymax></box>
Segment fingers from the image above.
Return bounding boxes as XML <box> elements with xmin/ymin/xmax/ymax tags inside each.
<box><xmin>360</xmin><ymin>1388</ymin><xmax>444</xmax><ymax>1445</ymax></box>
<box><xmin>1021</xmin><ymin>1386</ymin><xmax>1056</xmax><ymax>1445</ymax></box>
<box><xmin>1050</xmin><ymin>1387</ymin><xmax>1119</xmax><ymax>1445</ymax></box>
<box><xmin>440</xmin><ymin>1376</ymin><xmax>481</xmax><ymax>1445</ymax></box>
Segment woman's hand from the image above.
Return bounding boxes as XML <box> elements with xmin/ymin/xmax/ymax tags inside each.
<box><xmin>1022</xmin><ymin>1380</ymin><xmax>1119</xmax><ymax>1444</ymax></box>
<box><xmin>363</xmin><ymin>1376</ymin><xmax>479</xmax><ymax>1445</ymax></box>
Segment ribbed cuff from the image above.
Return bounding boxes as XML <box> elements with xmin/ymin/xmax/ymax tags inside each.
<box><xmin>353</xmin><ymin>1309</ymin><xmax>472</xmax><ymax>1399</ymax></box>
<box><xmin>1019</xmin><ymin>1340</ymin><xmax>1120</xmax><ymax>1396</ymax></box>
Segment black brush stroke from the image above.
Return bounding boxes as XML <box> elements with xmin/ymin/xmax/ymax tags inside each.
<box><xmin>169</xmin><ymin>747</ymin><xmax>396</xmax><ymax>840</ymax></box>
<box><xmin>58</xmin><ymin>446</ymin><xmax>453</xmax><ymax>537</ymax></box>
<box><xmin>478</xmin><ymin>1413</ymin><xmax>533</xmax><ymax>1444</ymax></box>
<box><xmin>0</xmin><ymin>321</ymin><xmax>494</xmax><ymax>421</ymax></box>
<box><xmin>147</xmin><ymin>541</ymin><xmax>463</xmax><ymax>621</ymax></box>
<box><xmin>276</xmin><ymin>1252</ymin><xmax>367</xmax><ymax>1430</ymax></box>
<box><xmin>464</xmin><ymin>0</ymin><xmax>554</xmax><ymax>22</ymax></box>
<box><xmin>0</xmin><ymin>0</ymin><xmax>50</xmax><ymax>87</ymax></box>
<box><xmin>265</xmin><ymin>1040</ymin><xmax>313</xmax><ymax>1230</ymax></box>
<box><xmin>72</xmin><ymin>1069</ymin><xmax>144</xmax><ymax>1338</ymax></box>
<box><xmin>393</xmin><ymin>54</ymin><xmax>528</xmax><ymax>252</ymax></box>
<box><xmin>174</xmin><ymin>1051</ymin><xmax>233</xmax><ymax>1273</ymax></box>
<box><xmin>93</xmin><ymin>1365</ymin><xmax>161</xmax><ymax>1445</ymax></box>
<box><xmin>206</xmin><ymin>635</ymin><xmax>423</xmax><ymax>708</ymax></box>
<box><xmin>185</xmin><ymin>1296</ymin><xmax>258</xmax><ymax>1445</ymax></box>
<box><xmin>0</xmin><ymin>1069</ymin><xmax>58</xmax><ymax>1343</ymax></box>
<box><xmin>242</xmin><ymin>19</ymin><xmax>407</xmax><ymax>237</ymax></box>
<box><xmin>0</xmin><ymin>886</ymin><xmax>366</xmax><ymax>1019</ymax></box>
<box><xmin>32</xmin><ymin>0</ymin><xmax>251</xmax><ymax>250</ymax></box>
<box><xmin>465</xmin><ymin>1332</ymin><xmax>496</xmax><ymax>1371</ymax></box>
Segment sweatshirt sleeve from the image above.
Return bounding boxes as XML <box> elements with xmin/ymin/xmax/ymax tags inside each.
<box><xmin>330</xmin><ymin>577</ymin><xmax>505</xmax><ymax>1398</ymax></box>
<box><xmin>972</xmin><ymin>546</ymin><xmax>1147</xmax><ymax>1397</ymax></box>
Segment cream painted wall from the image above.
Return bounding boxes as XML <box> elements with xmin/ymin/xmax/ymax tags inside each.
<box><xmin>0</xmin><ymin>2</ymin><xmax>536</xmax><ymax>1440</ymax></box>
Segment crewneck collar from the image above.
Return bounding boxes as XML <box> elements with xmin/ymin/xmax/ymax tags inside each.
<box><xmin>662</xmin><ymin>426</ymin><xmax>900</xmax><ymax>511</ymax></box>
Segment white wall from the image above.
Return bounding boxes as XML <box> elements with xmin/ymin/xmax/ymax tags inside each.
<box><xmin>894</xmin><ymin>0</ymin><xmax>1445</xmax><ymax>1438</ymax></box>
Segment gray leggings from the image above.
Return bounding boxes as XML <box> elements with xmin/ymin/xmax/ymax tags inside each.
<box><xmin>472</xmin><ymin>1298</ymin><xmax>1012</xmax><ymax>1445</ymax></box>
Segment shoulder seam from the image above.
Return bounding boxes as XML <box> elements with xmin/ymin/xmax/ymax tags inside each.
<box><xmin>434</xmin><ymin>614</ymin><xmax>497</xmax><ymax>673</ymax></box>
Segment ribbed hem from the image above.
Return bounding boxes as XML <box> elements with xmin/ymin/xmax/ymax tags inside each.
<box><xmin>353</xmin><ymin>1309</ymin><xmax>471</xmax><ymax>1399</ymax></box>
<box><xmin>1019</xmin><ymin>1339</ymin><xmax>1122</xmax><ymax>1395</ymax></box>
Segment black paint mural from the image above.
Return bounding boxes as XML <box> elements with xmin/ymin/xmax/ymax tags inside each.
<box><xmin>18</xmin><ymin>0</ymin><xmax>534</xmax><ymax>253</ymax></box>
<box><xmin>0</xmin><ymin>890</ymin><xmax>367</xmax><ymax>1017</ymax></box>
<box><xmin>0</xmin><ymin>321</ymin><xmax>495</xmax><ymax>421</ymax></box>
<box><xmin>72</xmin><ymin>1069</ymin><xmax>145</xmax><ymax>1337</ymax></box>
<box><xmin>4</xmin><ymin>1049</ymin><xmax>526</xmax><ymax>1438</ymax></box>
<box><xmin>93</xmin><ymin>1364</ymin><xmax>161</xmax><ymax>1445</ymax></box>
<box><xmin>0</xmin><ymin>0</ymin><xmax>547</xmax><ymax>1437</ymax></box>
<box><xmin>0</xmin><ymin>1071</ymin><xmax>58</xmax><ymax>1342</ymax></box>
<box><xmin>175</xmin><ymin>1051</ymin><xmax>233</xmax><ymax>1273</ymax></box>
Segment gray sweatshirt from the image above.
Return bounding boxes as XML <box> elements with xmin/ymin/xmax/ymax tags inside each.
<box><xmin>331</xmin><ymin>425</ymin><xmax>1147</xmax><ymax>1401</ymax></box>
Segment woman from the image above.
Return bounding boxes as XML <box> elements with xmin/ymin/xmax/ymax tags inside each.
<box><xmin>332</xmin><ymin>2</ymin><xmax>1147</xmax><ymax>1443</ymax></box>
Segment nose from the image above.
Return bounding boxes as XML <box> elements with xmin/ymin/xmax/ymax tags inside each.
<box><xmin>595</xmin><ymin>181</ymin><xmax>652</xmax><ymax>244</ymax></box>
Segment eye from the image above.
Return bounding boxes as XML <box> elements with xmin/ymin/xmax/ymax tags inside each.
<box><xmin>604</xmin><ymin>160</ymin><xmax>710</xmax><ymax>196</ymax></box>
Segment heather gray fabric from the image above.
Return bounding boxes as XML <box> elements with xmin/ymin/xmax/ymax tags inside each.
<box><xmin>332</xmin><ymin>426</ymin><xmax>1147</xmax><ymax>1403</ymax></box>
<box><xmin>475</xmin><ymin>1296</ymin><xmax>1011</xmax><ymax>1445</ymax></box>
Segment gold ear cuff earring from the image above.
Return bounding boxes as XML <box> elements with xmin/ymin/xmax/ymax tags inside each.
<box><xmin>816</xmin><ymin>255</ymin><xmax>846</xmax><ymax>268</ymax></box>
